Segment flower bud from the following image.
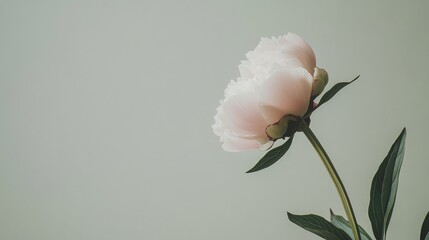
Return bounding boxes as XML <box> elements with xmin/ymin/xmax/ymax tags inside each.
<box><xmin>266</xmin><ymin>123</ymin><xmax>288</xmax><ymax>140</ymax></box>
<box><xmin>311</xmin><ymin>68</ymin><xmax>329</xmax><ymax>97</ymax></box>
<box><xmin>265</xmin><ymin>115</ymin><xmax>296</xmax><ymax>140</ymax></box>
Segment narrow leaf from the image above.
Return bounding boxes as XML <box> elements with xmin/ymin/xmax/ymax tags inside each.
<box><xmin>330</xmin><ymin>209</ymin><xmax>373</xmax><ymax>240</ymax></box>
<box><xmin>317</xmin><ymin>75</ymin><xmax>360</xmax><ymax>108</ymax></box>
<box><xmin>368</xmin><ymin>128</ymin><xmax>406</xmax><ymax>240</ymax></box>
<box><xmin>246</xmin><ymin>135</ymin><xmax>294</xmax><ymax>173</ymax></box>
<box><xmin>421</xmin><ymin>212</ymin><xmax>429</xmax><ymax>240</ymax></box>
<box><xmin>288</xmin><ymin>212</ymin><xmax>352</xmax><ymax>240</ymax></box>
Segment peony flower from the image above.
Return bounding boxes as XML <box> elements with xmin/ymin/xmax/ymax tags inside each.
<box><xmin>213</xmin><ymin>33</ymin><xmax>324</xmax><ymax>152</ymax></box>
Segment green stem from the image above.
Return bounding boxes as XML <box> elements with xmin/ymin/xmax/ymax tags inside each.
<box><xmin>300</xmin><ymin>119</ymin><xmax>361</xmax><ymax>240</ymax></box>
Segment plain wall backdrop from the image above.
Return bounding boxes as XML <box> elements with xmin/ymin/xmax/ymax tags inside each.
<box><xmin>1</xmin><ymin>0</ymin><xmax>428</xmax><ymax>239</ymax></box>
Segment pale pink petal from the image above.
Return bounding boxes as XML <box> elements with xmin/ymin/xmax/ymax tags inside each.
<box><xmin>279</xmin><ymin>33</ymin><xmax>316</xmax><ymax>75</ymax></box>
<box><xmin>254</xmin><ymin>37</ymin><xmax>277</xmax><ymax>51</ymax></box>
<box><xmin>212</xmin><ymin>104</ymin><xmax>226</xmax><ymax>136</ymax></box>
<box><xmin>257</xmin><ymin>68</ymin><xmax>313</xmax><ymax>123</ymax></box>
<box><xmin>238</xmin><ymin>61</ymin><xmax>254</xmax><ymax>79</ymax></box>
<box><xmin>221</xmin><ymin>90</ymin><xmax>269</xmax><ymax>137</ymax></box>
<box><xmin>222</xmin><ymin>131</ymin><xmax>268</xmax><ymax>152</ymax></box>
<box><xmin>257</xmin><ymin>104</ymin><xmax>286</xmax><ymax>125</ymax></box>
<box><xmin>212</xmin><ymin>81</ymin><xmax>271</xmax><ymax>152</ymax></box>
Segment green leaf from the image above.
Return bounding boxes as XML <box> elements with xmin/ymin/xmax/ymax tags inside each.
<box><xmin>330</xmin><ymin>209</ymin><xmax>373</xmax><ymax>240</ymax></box>
<box><xmin>421</xmin><ymin>212</ymin><xmax>429</xmax><ymax>240</ymax></box>
<box><xmin>246</xmin><ymin>135</ymin><xmax>294</xmax><ymax>173</ymax></box>
<box><xmin>317</xmin><ymin>75</ymin><xmax>359</xmax><ymax>108</ymax></box>
<box><xmin>368</xmin><ymin>128</ymin><xmax>406</xmax><ymax>240</ymax></box>
<box><xmin>288</xmin><ymin>212</ymin><xmax>352</xmax><ymax>240</ymax></box>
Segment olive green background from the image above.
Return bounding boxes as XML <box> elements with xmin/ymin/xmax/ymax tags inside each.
<box><xmin>1</xmin><ymin>0</ymin><xmax>428</xmax><ymax>239</ymax></box>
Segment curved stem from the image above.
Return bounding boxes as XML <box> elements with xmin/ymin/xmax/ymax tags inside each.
<box><xmin>300</xmin><ymin>119</ymin><xmax>361</xmax><ymax>240</ymax></box>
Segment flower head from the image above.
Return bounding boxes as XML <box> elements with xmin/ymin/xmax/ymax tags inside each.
<box><xmin>213</xmin><ymin>33</ymin><xmax>319</xmax><ymax>152</ymax></box>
